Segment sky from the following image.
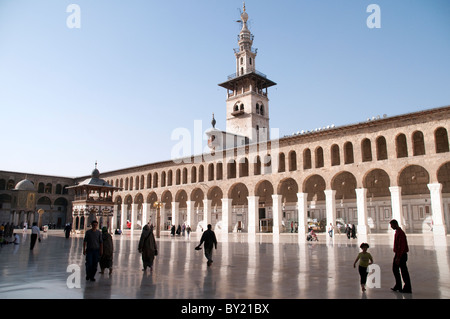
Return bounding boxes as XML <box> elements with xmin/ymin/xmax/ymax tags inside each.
<box><xmin>0</xmin><ymin>0</ymin><xmax>449</xmax><ymax>178</ymax></box>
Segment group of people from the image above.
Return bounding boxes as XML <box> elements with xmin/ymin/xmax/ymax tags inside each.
<box><xmin>352</xmin><ymin>219</ymin><xmax>412</xmax><ymax>293</ymax></box>
<box><xmin>170</xmin><ymin>224</ymin><xmax>192</xmax><ymax>238</ymax></box>
<box><xmin>82</xmin><ymin>220</ymin><xmax>217</xmax><ymax>281</ymax></box>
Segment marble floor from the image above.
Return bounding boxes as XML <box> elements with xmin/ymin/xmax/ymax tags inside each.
<box><xmin>0</xmin><ymin>230</ymin><xmax>449</xmax><ymax>300</ymax></box>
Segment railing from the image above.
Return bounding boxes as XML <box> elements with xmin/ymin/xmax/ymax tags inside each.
<box><xmin>227</xmin><ymin>69</ymin><xmax>267</xmax><ymax>80</ymax></box>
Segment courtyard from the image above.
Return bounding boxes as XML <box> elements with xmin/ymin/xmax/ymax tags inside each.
<box><xmin>0</xmin><ymin>229</ymin><xmax>449</xmax><ymax>301</ymax></box>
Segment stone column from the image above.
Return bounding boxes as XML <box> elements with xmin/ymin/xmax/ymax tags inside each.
<box><xmin>389</xmin><ymin>186</ymin><xmax>405</xmax><ymax>227</ymax></box>
<box><xmin>297</xmin><ymin>192</ymin><xmax>308</xmax><ymax>241</ymax></box>
<box><xmin>324</xmin><ymin>190</ymin><xmax>336</xmax><ymax>231</ymax></box>
<box><xmin>272</xmin><ymin>194</ymin><xmax>283</xmax><ymax>234</ymax></box>
<box><xmin>186</xmin><ymin>200</ymin><xmax>195</xmax><ymax>230</ymax></box>
<box><xmin>247</xmin><ymin>196</ymin><xmax>259</xmax><ymax>234</ymax></box>
<box><xmin>203</xmin><ymin>199</ymin><xmax>212</xmax><ymax>227</ymax></box>
<box><xmin>356</xmin><ymin>188</ymin><xmax>369</xmax><ymax>235</ymax></box>
<box><xmin>121</xmin><ymin>202</ymin><xmax>126</xmax><ymax>231</ymax></box>
<box><xmin>428</xmin><ymin>183</ymin><xmax>447</xmax><ymax>235</ymax></box>
<box><xmin>172</xmin><ymin>201</ymin><xmax>180</xmax><ymax>228</ymax></box>
<box><xmin>142</xmin><ymin>202</ymin><xmax>148</xmax><ymax>227</ymax></box>
<box><xmin>221</xmin><ymin>198</ymin><xmax>232</xmax><ymax>233</ymax></box>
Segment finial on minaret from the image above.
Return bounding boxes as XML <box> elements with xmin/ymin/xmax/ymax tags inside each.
<box><xmin>95</xmin><ymin>161</ymin><xmax>97</xmax><ymax>169</ymax></box>
<box><xmin>243</xmin><ymin>1</ymin><xmax>246</xmax><ymax>12</ymax></box>
<box><xmin>211</xmin><ymin>113</ymin><xmax>216</xmax><ymax>128</ymax></box>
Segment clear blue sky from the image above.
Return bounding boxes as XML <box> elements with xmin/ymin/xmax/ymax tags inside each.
<box><xmin>1</xmin><ymin>0</ymin><xmax>449</xmax><ymax>177</ymax></box>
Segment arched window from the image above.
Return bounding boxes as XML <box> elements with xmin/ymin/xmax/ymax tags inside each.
<box><xmin>435</xmin><ymin>127</ymin><xmax>449</xmax><ymax>153</ymax></box>
<box><xmin>183</xmin><ymin>168</ymin><xmax>188</xmax><ymax>184</ymax></box>
<box><xmin>256</xmin><ymin>103</ymin><xmax>260</xmax><ymax>114</ymax></box>
<box><xmin>198</xmin><ymin>165</ymin><xmax>204</xmax><ymax>182</ymax></box>
<box><xmin>412</xmin><ymin>131</ymin><xmax>425</xmax><ymax>156</ymax></box>
<box><xmin>153</xmin><ymin>173</ymin><xmax>158</xmax><ymax>188</ymax></box>
<box><xmin>361</xmin><ymin>138</ymin><xmax>372</xmax><ymax>162</ymax></box>
<box><xmin>260</xmin><ymin>104</ymin><xmax>264</xmax><ymax>116</ymax></box>
<box><xmin>239</xmin><ymin>158</ymin><xmax>249</xmax><ymax>177</ymax></box>
<box><xmin>396</xmin><ymin>134</ymin><xmax>408</xmax><ymax>158</ymax></box>
<box><xmin>376</xmin><ymin>136</ymin><xmax>388</xmax><ymax>160</ymax></box>
<box><xmin>216</xmin><ymin>162</ymin><xmax>223</xmax><ymax>180</ymax></box>
<box><xmin>254</xmin><ymin>156</ymin><xmax>261</xmax><ymax>175</ymax></box>
<box><xmin>240</xmin><ymin>103</ymin><xmax>244</xmax><ymax>111</ymax></box>
<box><xmin>289</xmin><ymin>151</ymin><xmax>297</xmax><ymax>171</ymax></box>
<box><xmin>176</xmin><ymin>169</ymin><xmax>181</xmax><ymax>185</ymax></box>
<box><xmin>315</xmin><ymin>147</ymin><xmax>324</xmax><ymax>168</ymax></box>
<box><xmin>278</xmin><ymin>153</ymin><xmax>286</xmax><ymax>172</ymax></box>
<box><xmin>161</xmin><ymin>172</ymin><xmax>166</xmax><ymax>187</ymax></box>
<box><xmin>344</xmin><ymin>142</ymin><xmax>354</xmax><ymax>164</ymax></box>
<box><xmin>303</xmin><ymin>149</ymin><xmax>312</xmax><ymax>169</ymax></box>
<box><xmin>191</xmin><ymin>167</ymin><xmax>197</xmax><ymax>183</ymax></box>
<box><xmin>331</xmin><ymin>144</ymin><xmax>340</xmax><ymax>166</ymax></box>
<box><xmin>227</xmin><ymin>160</ymin><xmax>236</xmax><ymax>179</ymax></box>
<box><xmin>208</xmin><ymin>164</ymin><xmax>214</xmax><ymax>181</ymax></box>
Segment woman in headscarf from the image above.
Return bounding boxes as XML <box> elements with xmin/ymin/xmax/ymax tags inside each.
<box><xmin>138</xmin><ymin>224</ymin><xmax>157</xmax><ymax>271</ymax></box>
<box><xmin>99</xmin><ymin>226</ymin><xmax>114</xmax><ymax>275</ymax></box>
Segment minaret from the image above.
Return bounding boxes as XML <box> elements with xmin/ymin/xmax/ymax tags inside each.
<box><xmin>218</xmin><ymin>2</ymin><xmax>276</xmax><ymax>143</ymax></box>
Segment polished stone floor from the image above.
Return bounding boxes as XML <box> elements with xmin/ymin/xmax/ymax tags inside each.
<box><xmin>0</xmin><ymin>229</ymin><xmax>449</xmax><ymax>300</ymax></box>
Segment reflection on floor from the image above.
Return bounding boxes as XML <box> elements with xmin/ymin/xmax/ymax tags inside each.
<box><xmin>0</xmin><ymin>230</ymin><xmax>449</xmax><ymax>299</ymax></box>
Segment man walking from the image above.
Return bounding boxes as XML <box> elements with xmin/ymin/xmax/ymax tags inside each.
<box><xmin>196</xmin><ymin>224</ymin><xmax>217</xmax><ymax>266</ymax></box>
<box><xmin>390</xmin><ymin>219</ymin><xmax>412</xmax><ymax>293</ymax></box>
<box><xmin>30</xmin><ymin>222</ymin><xmax>41</xmax><ymax>250</ymax></box>
<box><xmin>83</xmin><ymin>220</ymin><xmax>103</xmax><ymax>282</ymax></box>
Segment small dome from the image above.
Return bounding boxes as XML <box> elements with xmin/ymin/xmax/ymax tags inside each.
<box><xmin>91</xmin><ymin>168</ymin><xmax>100</xmax><ymax>179</ymax></box>
<box><xmin>15</xmin><ymin>179</ymin><xmax>35</xmax><ymax>191</ymax></box>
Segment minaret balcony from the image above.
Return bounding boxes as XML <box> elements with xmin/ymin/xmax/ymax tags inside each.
<box><xmin>227</xmin><ymin>69</ymin><xmax>267</xmax><ymax>80</ymax></box>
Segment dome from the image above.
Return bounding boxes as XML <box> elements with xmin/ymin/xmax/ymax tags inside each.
<box><xmin>91</xmin><ymin>168</ymin><xmax>100</xmax><ymax>179</ymax></box>
<box><xmin>15</xmin><ymin>179</ymin><xmax>35</xmax><ymax>191</ymax></box>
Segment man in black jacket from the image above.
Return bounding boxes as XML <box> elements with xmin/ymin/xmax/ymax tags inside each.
<box><xmin>197</xmin><ymin>224</ymin><xmax>217</xmax><ymax>266</ymax></box>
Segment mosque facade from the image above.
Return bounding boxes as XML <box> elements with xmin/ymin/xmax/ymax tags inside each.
<box><xmin>1</xmin><ymin>4</ymin><xmax>449</xmax><ymax>237</ymax></box>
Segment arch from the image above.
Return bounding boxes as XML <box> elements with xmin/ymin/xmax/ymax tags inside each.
<box><xmin>412</xmin><ymin>131</ymin><xmax>426</xmax><ymax>156</ymax></box>
<box><xmin>161</xmin><ymin>190</ymin><xmax>172</xmax><ymax>209</ymax></box>
<box><xmin>278</xmin><ymin>153</ymin><xmax>286</xmax><ymax>172</ymax></box>
<box><xmin>315</xmin><ymin>147</ymin><xmax>324</xmax><ymax>168</ymax></box>
<box><xmin>198</xmin><ymin>165</ymin><xmax>204</xmax><ymax>182</ymax></box>
<box><xmin>376</xmin><ymin>136</ymin><xmax>388</xmax><ymax>160</ymax></box>
<box><xmin>435</xmin><ymin>127</ymin><xmax>449</xmax><ymax>153</ymax></box>
<box><xmin>146</xmin><ymin>192</ymin><xmax>157</xmax><ymax>206</ymax></box>
<box><xmin>146</xmin><ymin>173</ymin><xmax>152</xmax><ymax>189</ymax></box>
<box><xmin>0</xmin><ymin>179</ymin><xmax>5</xmax><ymax>190</ymax></box>
<box><xmin>303</xmin><ymin>149</ymin><xmax>312</xmax><ymax>170</ymax></box>
<box><xmin>277</xmin><ymin>177</ymin><xmax>299</xmax><ymax>204</ymax></box>
<box><xmin>363</xmin><ymin>169</ymin><xmax>391</xmax><ymax>197</ymax></box>
<box><xmin>55</xmin><ymin>184</ymin><xmax>62</xmax><ymax>194</ymax></box>
<box><xmin>182</xmin><ymin>168</ymin><xmax>188</xmax><ymax>184</ymax></box>
<box><xmin>227</xmin><ymin>159</ymin><xmax>236</xmax><ymax>178</ymax></box>
<box><xmin>437</xmin><ymin>162</ymin><xmax>450</xmax><ymax>193</ymax></box>
<box><xmin>190</xmin><ymin>188</ymin><xmax>205</xmax><ymax>207</ymax></box>
<box><xmin>288</xmin><ymin>150</ymin><xmax>297</xmax><ymax>171</ymax></box>
<box><xmin>331</xmin><ymin>144</ymin><xmax>340</xmax><ymax>166</ymax></box>
<box><xmin>176</xmin><ymin>169</ymin><xmax>181</xmax><ymax>185</ymax></box>
<box><xmin>255</xmin><ymin>180</ymin><xmax>274</xmax><ymax>206</ymax></box>
<box><xmin>167</xmin><ymin>170</ymin><xmax>173</xmax><ymax>186</ymax></box>
<box><xmin>175</xmin><ymin>189</ymin><xmax>188</xmax><ymax>208</ymax></box>
<box><xmin>129</xmin><ymin>177</ymin><xmax>133</xmax><ymax>191</ymax></box>
<box><xmin>38</xmin><ymin>182</ymin><xmax>45</xmax><ymax>193</ymax></box>
<box><xmin>134</xmin><ymin>193</ymin><xmax>144</xmax><ymax>204</ymax></box>
<box><xmin>216</xmin><ymin>162</ymin><xmax>223</xmax><ymax>180</ymax></box>
<box><xmin>361</xmin><ymin>138</ymin><xmax>372</xmax><ymax>162</ymax></box>
<box><xmin>228</xmin><ymin>182</ymin><xmax>249</xmax><ymax>206</ymax></box>
<box><xmin>332</xmin><ymin>171</ymin><xmax>357</xmax><ymax>200</ymax></box>
<box><xmin>396</xmin><ymin>133</ymin><xmax>408</xmax><ymax>158</ymax></box>
<box><xmin>208</xmin><ymin>163</ymin><xmax>214</xmax><ymax>181</ymax></box>
<box><xmin>191</xmin><ymin>166</ymin><xmax>197</xmax><ymax>183</ymax></box>
<box><xmin>37</xmin><ymin>196</ymin><xmax>52</xmax><ymax>205</ymax></box>
<box><xmin>207</xmin><ymin>186</ymin><xmax>223</xmax><ymax>207</ymax></box>
<box><xmin>303</xmin><ymin>174</ymin><xmax>326</xmax><ymax>201</ymax></box>
<box><xmin>239</xmin><ymin>157</ymin><xmax>249</xmax><ymax>177</ymax></box>
<box><xmin>399</xmin><ymin>165</ymin><xmax>429</xmax><ymax>195</ymax></box>
<box><xmin>54</xmin><ymin>197</ymin><xmax>68</xmax><ymax>206</ymax></box>
<box><xmin>153</xmin><ymin>172</ymin><xmax>159</xmax><ymax>188</ymax></box>
<box><xmin>344</xmin><ymin>142</ymin><xmax>354</xmax><ymax>164</ymax></box>
<box><xmin>253</xmin><ymin>155</ymin><xmax>261</xmax><ymax>175</ymax></box>
<box><xmin>135</xmin><ymin>176</ymin><xmax>140</xmax><ymax>190</ymax></box>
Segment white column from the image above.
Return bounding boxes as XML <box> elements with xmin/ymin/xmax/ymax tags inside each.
<box><xmin>428</xmin><ymin>183</ymin><xmax>447</xmax><ymax>235</ymax></box>
<box><xmin>221</xmin><ymin>198</ymin><xmax>232</xmax><ymax>233</ymax></box>
<box><xmin>203</xmin><ymin>199</ymin><xmax>212</xmax><ymax>227</ymax></box>
<box><xmin>172</xmin><ymin>201</ymin><xmax>180</xmax><ymax>227</ymax></box>
<box><xmin>131</xmin><ymin>203</ymin><xmax>137</xmax><ymax>232</ymax></box>
<box><xmin>297</xmin><ymin>192</ymin><xmax>308</xmax><ymax>241</ymax></box>
<box><xmin>113</xmin><ymin>204</ymin><xmax>118</xmax><ymax>231</ymax></box>
<box><xmin>389</xmin><ymin>186</ymin><xmax>405</xmax><ymax>227</ymax></box>
<box><xmin>142</xmin><ymin>202</ymin><xmax>148</xmax><ymax>227</ymax></box>
<box><xmin>186</xmin><ymin>200</ymin><xmax>195</xmax><ymax>230</ymax></box>
<box><xmin>272</xmin><ymin>194</ymin><xmax>283</xmax><ymax>234</ymax></box>
<box><xmin>121</xmin><ymin>202</ymin><xmax>126</xmax><ymax>230</ymax></box>
<box><xmin>356</xmin><ymin>188</ymin><xmax>369</xmax><ymax>235</ymax></box>
<box><xmin>324</xmin><ymin>190</ymin><xmax>336</xmax><ymax>230</ymax></box>
<box><xmin>247</xmin><ymin>196</ymin><xmax>259</xmax><ymax>234</ymax></box>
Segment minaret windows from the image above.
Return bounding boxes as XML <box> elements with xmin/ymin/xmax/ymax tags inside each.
<box><xmin>256</xmin><ymin>103</ymin><xmax>264</xmax><ymax>115</ymax></box>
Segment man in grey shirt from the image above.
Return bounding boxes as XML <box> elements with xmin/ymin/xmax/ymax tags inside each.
<box><xmin>83</xmin><ymin>220</ymin><xmax>103</xmax><ymax>281</ymax></box>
